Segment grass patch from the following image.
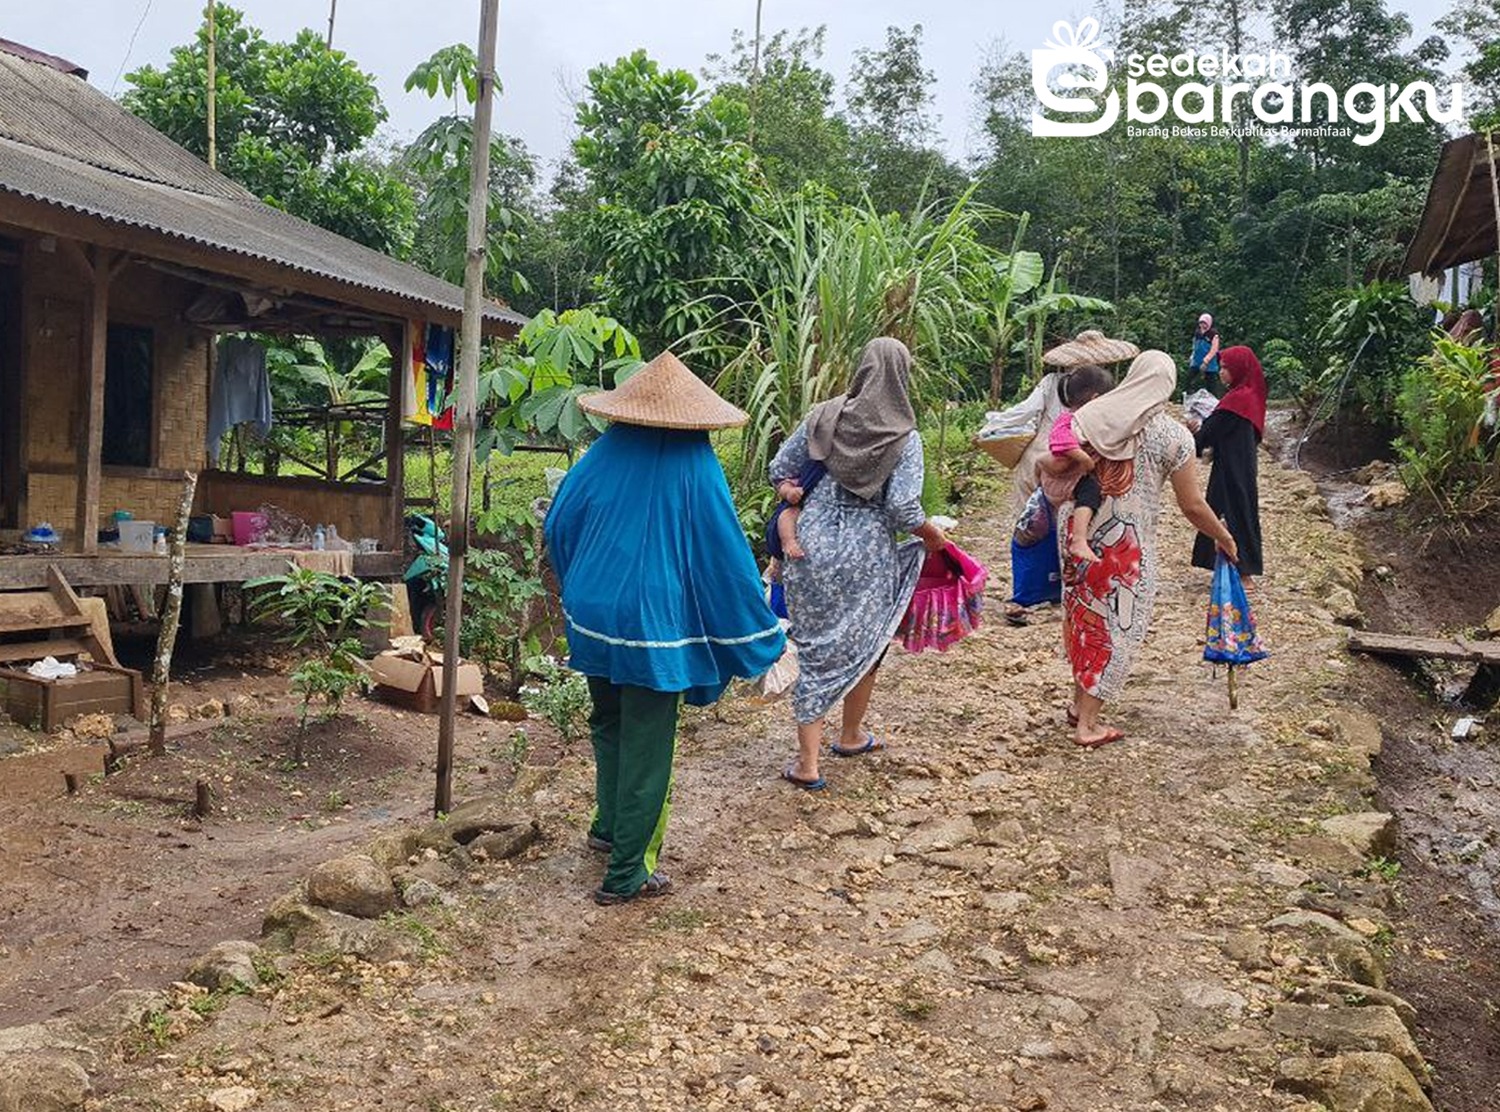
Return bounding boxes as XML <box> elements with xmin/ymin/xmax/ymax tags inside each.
<box><xmin>895</xmin><ymin>978</ymin><xmax>938</xmax><ymax>1020</ymax></box>
<box><xmin>649</xmin><ymin>906</ymin><xmax>707</xmax><ymax>933</ymax></box>
<box><xmin>1364</xmin><ymin>856</ymin><xmax>1402</xmax><ymax>882</ymax></box>
<box><xmin>384</xmin><ymin>910</ymin><xmax>447</xmax><ymax>960</ymax></box>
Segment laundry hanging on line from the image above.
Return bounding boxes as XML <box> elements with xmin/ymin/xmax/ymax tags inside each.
<box><xmin>207</xmin><ymin>335</ymin><xmax>272</xmax><ymax>465</ymax></box>
<box><xmin>403</xmin><ymin>323</ymin><xmax>456</xmax><ymax>428</ymax></box>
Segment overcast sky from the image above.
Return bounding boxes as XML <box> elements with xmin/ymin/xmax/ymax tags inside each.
<box><xmin>6</xmin><ymin>0</ymin><xmax>1456</xmax><ymax>176</ymax></box>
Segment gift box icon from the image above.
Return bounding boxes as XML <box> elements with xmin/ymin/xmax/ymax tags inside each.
<box><xmin>1031</xmin><ymin>18</ymin><xmax>1120</xmax><ymax>137</ymax></box>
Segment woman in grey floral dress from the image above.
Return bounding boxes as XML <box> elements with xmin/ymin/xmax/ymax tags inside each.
<box><xmin>770</xmin><ymin>338</ymin><xmax>949</xmax><ymax>790</ymax></box>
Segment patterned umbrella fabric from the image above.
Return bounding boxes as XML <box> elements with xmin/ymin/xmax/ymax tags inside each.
<box><xmin>1204</xmin><ymin>553</ymin><xmax>1267</xmax><ymax>706</ymax></box>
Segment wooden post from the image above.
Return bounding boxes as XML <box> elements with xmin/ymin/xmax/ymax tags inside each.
<box><xmin>148</xmin><ymin>471</ymin><xmax>199</xmax><ymax>756</ymax></box>
<box><xmin>205</xmin><ymin>2</ymin><xmax>217</xmax><ymax>170</ymax></box>
<box><xmin>381</xmin><ymin>321</ymin><xmax>410</xmax><ymax>552</ymax></box>
<box><xmin>74</xmin><ymin>246</ymin><xmax>114</xmax><ymax>555</ymax></box>
<box><xmin>435</xmin><ymin>0</ymin><xmax>498</xmax><ymax>818</ymax></box>
<box><xmin>1484</xmin><ymin>132</ymin><xmax>1500</xmax><ymax>328</ymax></box>
<box><xmin>748</xmin><ymin>0</ymin><xmax>763</xmax><ymax>146</ymax></box>
<box><xmin>193</xmin><ymin>779</ymin><xmax>212</xmax><ymax>818</ymax></box>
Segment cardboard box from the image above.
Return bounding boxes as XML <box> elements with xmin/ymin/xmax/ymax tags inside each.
<box><xmin>364</xmin><ymin>648</ymin><xmax>482</xmax><ymax>713</ymax></box>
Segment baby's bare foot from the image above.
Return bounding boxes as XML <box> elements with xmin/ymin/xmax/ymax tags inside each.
<box><xmin>784</xmin><ymin>538</ymin><xmax>806</xmax><ymax>559</ymax></box>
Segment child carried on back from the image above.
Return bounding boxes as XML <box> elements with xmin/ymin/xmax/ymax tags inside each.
<box><xmin>1036</xmin><ymin>364</ymin><xmax>1115</xmax><ymax>565</ymax></box>
<box><xmin>764</xmin><ymin>458</ymin><xmax>828</xmax><ymax>617</ymax></box>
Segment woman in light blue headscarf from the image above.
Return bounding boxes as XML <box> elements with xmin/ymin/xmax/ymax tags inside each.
<box><xmin>545</xmin><ymin>352</ymin><xmax>784</xmax><ymax>905</ymax></box>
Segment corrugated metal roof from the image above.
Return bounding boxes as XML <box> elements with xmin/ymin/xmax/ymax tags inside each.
<box><xmin>0</xmin><ymin>38</ymin><xmax>88</xmax><ymax>78</ymax></box>
<box><xmin>1402</xmin><ymin>133</ymin><xmax>1499</xmax><ymax>278</ymax></box>
<box><xmin>0</xmin><ymin>50</ymin><xmax>526</xmax><ymax>328</ymax></box>
<box><xmin>0</xmin><ymin>51</ymin><xmax>248</xmax><ymax>200</ymax></box>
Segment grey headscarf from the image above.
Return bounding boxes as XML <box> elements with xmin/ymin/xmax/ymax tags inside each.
<box><xmin>805</xmin><ymin>337</ymin><xmax>917</xmax><ymax>501</ymax></box>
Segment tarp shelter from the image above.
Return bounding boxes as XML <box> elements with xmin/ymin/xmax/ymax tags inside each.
<box><xmin>0</xmin><ymin>39</ymin><xmax>525</xmax><ymax>590</ymax></box>
<box><xmin>1403</xmin><ymin>132</ymin><xmax>1500</xmax><ymax>278</ymax></box>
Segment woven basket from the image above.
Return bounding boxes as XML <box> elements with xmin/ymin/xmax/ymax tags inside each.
<box><xmin>974</xmin><ymin>434</ymin><xmax>1033</xmax><ymax>469</ymax></box>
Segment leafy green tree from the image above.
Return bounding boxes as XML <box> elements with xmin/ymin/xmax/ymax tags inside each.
<box><xmin>124</xmin><ymin>4</ymin><xmax>413</xmax><ymax>254</ymax></box>
<box><xmin>844</xmin><ymin>25</ymin><xmax>968</xmax><ymax>216</ymax></box>
<box><xmin>1438</xmin><ymin>4</ymin><xmax>1500</xmax><ymax>129</ymax></box>
<box><xmin>478</xmin><ymin>308</ymin><xmax>643</xmax><ymax>458</ymax></box>
<box><xmin>573</xmin><ymin>50</ymin><xmax>765</xmax><ymax>350</ymax></box>
<box><xmin>706</xmin><ymin>27</ymin><xmax>857</xmax><ymax>197</ymax></box>
<box><xmin>402</xmin><ymin>44</ymin><xmax>536</xmax><ymax>296</ymax></box>
<box><xmin>1273</xmin><ymin>0</ymin><xmax>1451</xmax><ymax>186</ymax></box>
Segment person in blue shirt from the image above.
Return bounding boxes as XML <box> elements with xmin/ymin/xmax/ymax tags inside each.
<box><xmin>544</xmin><ymin>352</ymin><xmax>785</xmax><ymax>905</ymax></box>
<box><xmin>1189</xmin><ymin>312</ymin><xmax>1223</xmax><ymax>396</ymax></box>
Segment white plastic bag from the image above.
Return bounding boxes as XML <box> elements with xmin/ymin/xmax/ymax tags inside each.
<box><xmin>1183</xmin><ymin>389</ymin><xmax>1219</xmax><ymax>424</ymax></box>
<box><xmin>28</xmin><ymin>656</ymin><xmax>77</xmax><ymax>679</ymax></box>
<box><xmin>976</xmin><ymin>410</ymin><xmax>1040</xmax><ymax>443</ymax></box>
<box><xmin>755</xmin><ymin>624</ymin><xmax>798</xmax><ymax>702</ymax></box>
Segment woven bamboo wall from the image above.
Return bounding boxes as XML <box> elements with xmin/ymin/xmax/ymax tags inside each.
<box><xmin>21</xmin><ymin>248</ymin><xmax>210</xmax><ymax>536</ymax></box>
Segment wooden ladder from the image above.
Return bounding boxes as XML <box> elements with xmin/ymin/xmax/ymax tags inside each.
<box><xmin>0</xmin><ymin>565</ymin><xmax>114</xmax><ymax>666</ymax></box>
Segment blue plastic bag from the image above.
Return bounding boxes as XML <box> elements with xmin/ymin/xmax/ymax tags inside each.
<box><xmin>1204</xmin><ymin>554</ymin><xmax>1267</xmax><ymax>666</ymax></box>
<box><xmin>1010</xmin><ymin>527</ymin><xmax>1061</xmax><ymax>607</ymax></box>
<box><xmin>768</xmin><ymin>581</ymin><xmax>788</xmax><ymax>620</ymax></box>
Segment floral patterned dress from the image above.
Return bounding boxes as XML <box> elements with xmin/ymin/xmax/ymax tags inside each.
<box><xmin>771</xmin><ymin>424</ymin><xmax>926</xmax><ymax>724</ymax></box>
<box><xmin>1061</xmin><ymin>412</ymin><xmax>1193</xmax><ymax>702</ymax></box>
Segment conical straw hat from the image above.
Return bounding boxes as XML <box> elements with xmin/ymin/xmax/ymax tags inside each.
<box><xmin>577</xmin><ymin>351</ymin><xmax>748</xmax><ymax>430</ymax></box>
<box><xmin>1043</xmin><ymin>329</ymin><xmax>1140</xmax><ymax>367</ymax></box>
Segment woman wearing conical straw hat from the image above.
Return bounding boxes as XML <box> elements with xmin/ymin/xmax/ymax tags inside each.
<box><xmin>545</xmin><ymin>352</ymin><xmax>786</xmax><ymax>905</ymax></box>
<box><xmin>986</xmin><ymin>330</ymin><xmax>1138</xmax><ymax>626</ymax></box>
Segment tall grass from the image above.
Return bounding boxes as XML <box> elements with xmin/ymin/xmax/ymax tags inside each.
<box><xmin>695</xmin><ymin>188</ymin><xmax>993</xmax><ymax>486</ymax></box>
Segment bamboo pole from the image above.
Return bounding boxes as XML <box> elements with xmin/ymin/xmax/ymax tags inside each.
<box><xmin>205</xmin><ymin>3</ymin><xmax>216</xmax><ymax>170</ymax></box>
<box><xmin>327</xmin><ymin>0</ymin><xmax>338</xmax><ymax>48</ymax></box>
<box><xmin>1485</xmin><ymin>131</ymin><xmax>1500</xmax><ymax>327</ymax></box>
<box><xmin>748</xmin><ymin>0</ymin><xmax>763</xmax><ymax>146</ymax></box>
<box><xmin>149</xmin><ymin>471</ymin><xmax>199</xmax><ymax>756</ymax></box>
<box><xmin>434</xmin><ymin>0</ymin><xmax>499</xmax><ymax>817</ymax></box>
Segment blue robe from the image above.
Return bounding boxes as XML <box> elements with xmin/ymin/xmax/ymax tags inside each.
<box><xmin>544</xmin><ymin>423</ymin><xmax>785</xmax><ymax>706</ymax></box>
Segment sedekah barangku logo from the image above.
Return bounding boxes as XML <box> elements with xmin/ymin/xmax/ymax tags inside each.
<box><xmin>1031</xmin><ymin>17</ymin><xmax>1463</xmax><ymax>145</ymax></box>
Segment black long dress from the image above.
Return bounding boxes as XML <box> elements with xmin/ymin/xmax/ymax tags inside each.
<box><xmin>1191</xmin><ymin>409</ymin><xmax>1263</xmax><ymax>576</ymax></box>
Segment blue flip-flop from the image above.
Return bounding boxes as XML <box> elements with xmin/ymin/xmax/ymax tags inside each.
<box><xmin>830</xmin><ymin>734</ymin><xmax>883</xmax><ymax>758</ymax></box>
<box><xmin>781</xmin><ymin>763</ymin><xmax>828</xmax><ymax>791</ymax></box>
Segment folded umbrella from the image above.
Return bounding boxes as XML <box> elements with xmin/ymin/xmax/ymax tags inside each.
<box><xmin>1204</xmin><ymin>552</ymin><xmax>1268</xmax><ymax>707</ymax></box>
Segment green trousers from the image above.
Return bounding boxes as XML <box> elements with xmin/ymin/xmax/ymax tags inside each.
<box><xmin>586</xmin><ymin>678</ymin><xmax>680</xmax><ymax>895</ymax></box>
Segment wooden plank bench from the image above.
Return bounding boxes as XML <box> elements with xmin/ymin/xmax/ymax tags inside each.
<box><xmin>1346</xmin><ymin>630</ymin><xmax>1500</xmax><ymax>664</ymax></box>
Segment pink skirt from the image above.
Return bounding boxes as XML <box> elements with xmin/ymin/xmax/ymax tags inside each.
<box><xmin>897</xmin><ymin>543</ymin><xmax>988</xmax><ymax>653</ymax></box>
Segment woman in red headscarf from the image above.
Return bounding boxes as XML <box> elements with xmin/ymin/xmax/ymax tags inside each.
<box><xmin>1189</xmin><ymin>345</ymin><xmax>1266</xmax><ymax>578</ymax></box>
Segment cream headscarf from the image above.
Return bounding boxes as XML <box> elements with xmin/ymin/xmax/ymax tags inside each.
<box><xmin>1071</xmin><ymin>350</ymin><xmax>1177</xmax><ymax>461</ymax></box>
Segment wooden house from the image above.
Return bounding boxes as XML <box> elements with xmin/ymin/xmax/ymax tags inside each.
<box><xmin>0</xmin><ymin>39</ymin><xmax>523</xmax><ymax>592</ymax></box>
<box><xmin>1403</xmin><ymin>132</ymin><xmax>1500</xmax><ymax>281</ymax></box>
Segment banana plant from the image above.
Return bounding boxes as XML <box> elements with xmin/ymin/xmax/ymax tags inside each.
<box><xmin>978</xmin><ymin>212</ymin><xmax>1044</xmax><ymax>404</ymax></box>
<box><xmin>1015</xmin><ymin>262</ymin><xmax>1114</xmax><ymax>387</ymax></box>
<box><xmin>264</xmin><ymin>338</ymin><xmax>390</xmax><ymax>480</ymax></box>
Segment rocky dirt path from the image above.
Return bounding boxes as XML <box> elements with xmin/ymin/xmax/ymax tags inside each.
<box><xmin>82</xmin><ymin>451</ymin><xmax>1435</xmax><ymax>1112</ymax></box>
